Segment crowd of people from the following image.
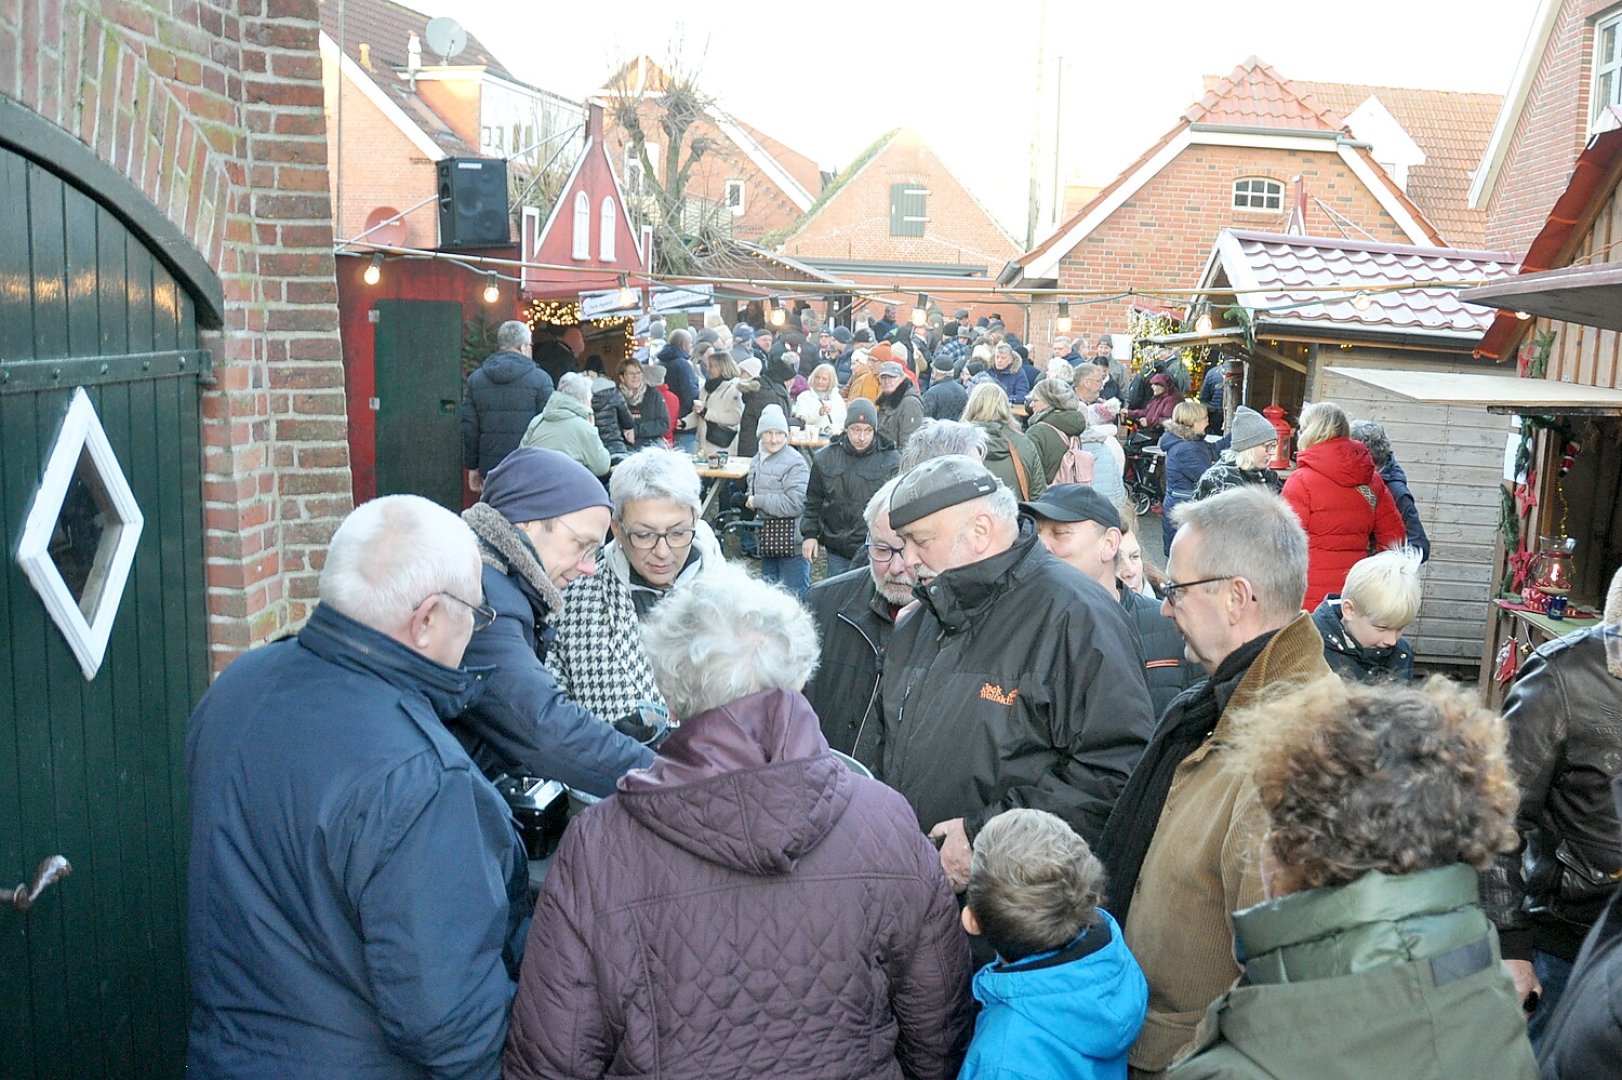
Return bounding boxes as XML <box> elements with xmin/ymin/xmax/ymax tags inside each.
<box><xmin>182</xmin><ymin>307</ymin><xmax>1622</xmax><ymax>1080</ymax></box>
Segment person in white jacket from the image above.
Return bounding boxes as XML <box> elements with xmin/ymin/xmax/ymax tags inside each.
<box><xmin>793</xmin><ymin>363</ymin><xmax>847</xmax><ymax>436</ymax></box>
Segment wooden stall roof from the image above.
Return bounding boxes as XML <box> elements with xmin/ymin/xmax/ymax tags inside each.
<box><xmin>1462</xmin><ymin>262</ymin><xmax>1622</xmax><ymax>332</ymax></box>
<box><xmin>1324</xmin><ymin>366</ymin><xmax>1622</xmax><ymax>413</ymax></box>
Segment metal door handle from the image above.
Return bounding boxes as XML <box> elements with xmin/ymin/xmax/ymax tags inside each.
<box><xmin>2</xmin><ymin>855</ymin><xmax>71</xmax><ymax>912</ymax></box>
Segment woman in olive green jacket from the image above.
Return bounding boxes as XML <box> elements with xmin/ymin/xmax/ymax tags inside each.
<box><xmin>963</xmin><ymin>381</ymin><xmax>1045</xmax><ymax>499</ymax></box>
<box><xmin>1169</xmin><ymin>678</ymin><xmax>1538</xmax><ymax>1080</ymax></box>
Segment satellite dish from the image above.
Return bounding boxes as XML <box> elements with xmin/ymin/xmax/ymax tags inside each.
<box><xmin>362</xmin><ymin>206</ymin><xmax>408</xmax><ymax>247</ymax></box>
<box><xmin>424</xmin><ymin>17</ymin><xmax>466</xmax><ymax>64</ymax></box>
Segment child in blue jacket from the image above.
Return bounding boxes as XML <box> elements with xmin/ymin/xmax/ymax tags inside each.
<box><xmin>958</xmin><ymin>809</ymin><xmax>1148</xmax><ymax>1080</ymax></box>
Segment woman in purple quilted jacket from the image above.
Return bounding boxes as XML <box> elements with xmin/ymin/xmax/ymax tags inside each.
<box><xmin>504</xmin><ymin>563</ymin><xmax>973</xmax><ymax>1080</ymax></box>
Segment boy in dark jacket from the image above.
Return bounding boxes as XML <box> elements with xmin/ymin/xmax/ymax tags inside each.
<box><xmin>1312</xmin><ymin>547</ymin><xmax>1421</xmax><ymax>683</ymax></box>
<box><xmin>959</xmin><ymin>808</ymin><xmax>1147</xmax><ymax>1080</ymax></box>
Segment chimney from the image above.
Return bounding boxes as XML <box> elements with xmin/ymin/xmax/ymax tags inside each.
<box><xmin>587</xmin><ymin>102</ymin><xmax>604</xmax><ymax>143</ymax></box>
<box><xmin>407</xmin><ymin>31</ymin><xmax>422</xmax><ymax>89</ymax></box>
<box><xmin>358</xmin><ymin>42</ymin><xmax>372</xmax><ymax>71</ymax></box>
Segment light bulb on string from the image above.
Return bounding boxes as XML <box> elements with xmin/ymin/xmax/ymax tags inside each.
<box><xmin>616</xmin><ymin>274</ymin><xmax>636</xmax><ymax>310</ymax></box>
<box><xmin>1055</xmin><ymin>300</ymin><xmax>1072</xmax><ymax>334</ymax></box>
<box><xmin>482</xmin><ymin>272</ymin><xmax>500</xmax><ymax>305</ymax></box>
<box><xmin>769</xmin><ymin>298</ymin><xmax>787</xmax><ymax>328</ymax></box>
<box><xmin>1515</xmin><ymin>310</ymin><xmax>1532</xmax><ymax>321</ymax></box>
<box><xmin>1352</xmin><ymin>290</ymin><xmax>1372</xmax><ymax>312</ymax></box>
<box><xmin>1195</xmin><ymin>311</ymin><xmax>1214</xmax><ymax>336</ymax></box>
<box><xmin>911</xmin><ymin>293</ymin><xmax>929</xmax><ymax>327</ymax></box>
<box><xmin>363</xmin><ymin>253</ymin><xmax>383</xmax><ymax>286</ymax></box>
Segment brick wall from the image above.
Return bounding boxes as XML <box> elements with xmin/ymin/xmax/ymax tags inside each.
<box><xmin>322</xmin><ymin>56</ymin><xmax>440</xmax><ymax>248</ymax></box>
<box><xmin>4</xmin><ymin>0</ymin><xmax>354</xmax><ymax>672</ymax></box>
<box><xmin>1033</xmin><ymin>143</ymin><xmax>1414</xmax><ymax>349</ymax></box>
<box><xmin>1485</xmin><ymin>0</ymin><xmax>1598</xmax><ymax>258</ymax></box>
<box><xmin>783</xmin><ymin>131</ymin><xmax>1019</xmax><ymax>269</ymax></box>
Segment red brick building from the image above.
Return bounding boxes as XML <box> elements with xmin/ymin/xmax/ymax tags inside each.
<box><xmin>598</xmin><ymin>56</ymin><xmax>822</xmax><ymax>246</ymax></box>
<box><xmin>776</xmin><ymin>127</ymin><xmax>1019</xmax><ymax>279</ymax></box>
<box><xmin>1003</xmin><ymin>57</ymin><xmax>1499</xmax><ymax>354</ymax></box>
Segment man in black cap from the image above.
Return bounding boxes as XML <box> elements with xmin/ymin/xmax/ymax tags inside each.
<box><xmin>1021</xmin><ymin>485</ymin><xmax>1199</xmax><ymax>718</ymax></box>
<box><xmin>877</xmin><ymin>455</ymin><xmax>1155</xmax><ymax>891</ymax></box>
<box><xmin>830</xmin><ymin>325</ymin><xmax>856</xmax><ymax>386</ymax></box>
<box><xmin>455</xmin><ymin>448</ymin><xmax>656</xmax><ymax>797</ymax></box>
<box><xmin>922</xmin><ymin>351</ymin><xmax>967</xmax><ymax>420</ymax></box>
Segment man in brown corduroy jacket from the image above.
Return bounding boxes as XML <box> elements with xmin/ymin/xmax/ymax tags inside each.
<box><xmin>1092</xmin><ymin>487</ymin><xmax>1332</xmax><ymax>1077</ymax></box>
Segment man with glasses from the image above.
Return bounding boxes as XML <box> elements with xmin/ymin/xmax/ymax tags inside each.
<box><xmin>187</xmin><ymin>494</ymin><xmax>528</xmax><ymax>1078</ymax></box>
<box><xmin>548</xmin><ymin>448</ymin><xmax>725</xmax><ymax>723</ymax></box>
<box><xmin>1092</xmin><ymin>486</ymin><xmax>1329</xmax><ymax>1078</ymax></box>
<box><xmin>455</xmin><ymin>447</ymin><xmax>657</xmax><ymax>799</ymax></box>
<box><xmin>804</xmin><ymin>476</ymin><xmax>914</xmax><ymax>762</ymax></box>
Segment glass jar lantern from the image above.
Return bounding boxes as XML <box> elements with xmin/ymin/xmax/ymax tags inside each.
<box><xmin>1530</xmin><ymin>535</ymin><xmax>1578</xmax><ymax>597</ymax></box>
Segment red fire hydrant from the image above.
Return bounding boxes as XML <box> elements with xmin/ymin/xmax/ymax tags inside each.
<box><xmin>1263</xmin><ymin>405</ymin><xmax>1293</xmax><ymax>469</ymax></box>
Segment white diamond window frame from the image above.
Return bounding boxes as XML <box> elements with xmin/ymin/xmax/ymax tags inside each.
<box><xmin>15</xmin><ymin>387</ymin><xmax>145</xmax><ymax>680</ymax></box>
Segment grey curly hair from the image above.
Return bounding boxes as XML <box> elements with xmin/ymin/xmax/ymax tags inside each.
<box><xmin>640</xmin><ymin>563</ymin><xmax>820</xmax><ymax>718</ymax></box>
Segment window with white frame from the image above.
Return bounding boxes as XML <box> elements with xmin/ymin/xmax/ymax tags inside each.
<box><xmin>623</xmin><ymin>143</ymin><xmax>660</xmax><ymax>195</ymax></box>
<box><xmin>725</xmin><ymin>179</ymin><xmax>746</xmax><ymax>215</ymax></box>
<box><xmin>1595</xmin><ymin>11</ymin><xmax>1622</xmax><ymax>128</ymax></box>
<box><xmin>1232</xmin><ymin>177</ymin><xmax>1283</xmax><ymax>212</ymax></box>
<box><xmin>599</xmin><ymin>197</ymin><xmax>616</xmax><ymax>260</ymax></box>
<box><xmin>571</xmin><ymin>192</ymin><xmax>591</xmax><ymax>260</ymax></box>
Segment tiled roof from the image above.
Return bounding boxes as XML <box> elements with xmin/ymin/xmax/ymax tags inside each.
<box><xmin>1298</xmin><ymin>81</ymin><xmax>1501</xmax><ymax>250</ymax></box>
<box><xmin>1215</xmin><ymin>230</ymin><xmax>1515</xmax><ymax>338</ymax></box>
<box><xmin>733</xmin><ymin>118</ymin><xmax>825</xmax><ymax>201</ymax></box>
<box><xmin>1185</xmin><ymin>56</ymin><xmax>1342</xmax><ymax>132</ymax></box>
<box><xmin>318</xmin><ymin>0</ymin><xmax>509</xmax><ymax>76</ymax></box>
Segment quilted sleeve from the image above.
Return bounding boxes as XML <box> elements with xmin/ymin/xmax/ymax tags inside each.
<box><xmin>504</xmin><ymin>822</ymin><xmax>615</xmax><ymax>1080</ymax></box>
<box><xmin>887</xmin><ymin>829</ymin><xmax>973</xmax><ymax>1080</ymax></box>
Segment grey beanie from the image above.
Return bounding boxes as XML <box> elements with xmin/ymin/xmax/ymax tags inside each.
<box><xmin>845</xmin><ymin>398</ymin><xmax>879</xmax><ymax>429</ymax></box>
<box><xmin>756</xmin><ymin>403</ymin><xmax>789</xmax><ymax>436</ymax></box>
<box><xmin>1227</xmin><ymin>406</ymin><xmax>1275</xmax><ymax>454</ymax></box>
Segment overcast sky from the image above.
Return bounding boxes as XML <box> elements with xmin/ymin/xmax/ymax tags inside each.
<box><xmin>442</xmin><ymin>0</ymin><xmax>1538</xmax><ymax>242</ymax></box>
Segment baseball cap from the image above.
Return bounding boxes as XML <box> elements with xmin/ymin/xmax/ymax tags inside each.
<box><xmin>1020</xmin><ymin>484</ymin><xmax>1120</xmax><ymax>531</ymax></box>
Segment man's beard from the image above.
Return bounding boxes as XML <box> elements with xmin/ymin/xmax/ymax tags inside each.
<box><xmin>875</xmin><ymin>570</ymin><xmax>916</xmax><ymax>606</ymax></box>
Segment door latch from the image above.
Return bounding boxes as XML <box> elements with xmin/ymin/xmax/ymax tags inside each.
<box><xmin>2</xmin><ymin>855</ymin><xmax>71</xmax><ymax>912</ymax></box>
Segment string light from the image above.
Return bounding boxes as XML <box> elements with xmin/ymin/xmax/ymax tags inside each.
<box><xmin>1055</xmin><ymin>300</ymin><xmax>1072</xmax><ymax>334</ymax></box>
<box><xmin>524</xmin><ymin>299</ymin><xmax>581</xmax><ymax>327</ymax></box>
<box><xmin>482</xmin><ymin>272</ymin><xmax>500</xmax><ymax>305</ymax></box>
<box><xmin>363</xmin><ymin>253</ymin><xmax>383</xmax><ymax>286</ymax></box>
<box><xmin>1515</xmin><ymin>310</ymin><xmax>1532</xmax><ymax>321</ymax></box>
<box><xmin>616</xmin><ymin>274</ymin><xmax>636</xmax><ymax>310</ymax></box>
<box><xmin>911</xmin><ymin>293</ymin><xmax>929</xmax><ymax>327</ymax></box>
<box><xmin>768</xmin><ymin>298</ymin><xmax>787</xmax><ymax>328</ymax></box>
<box><xmin>1194</xmin><ymin>311</ymin><xmax>1214</xmax><ymax>335</ymax></box>
<box><xmin>1352</xmin><ymin>290</ymin><xmax>1372</xmax><ymax>312</ymax></box>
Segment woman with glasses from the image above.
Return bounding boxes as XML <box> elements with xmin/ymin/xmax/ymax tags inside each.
<box><xmin>548</xmin><ymin>448</ymin><xmax>726</xmax><ymax>724</ymax></box>
<box><xmin>1192</xmin><ymin>405</ymin><xmax>1284</xmax><ymax>501</ymax></box>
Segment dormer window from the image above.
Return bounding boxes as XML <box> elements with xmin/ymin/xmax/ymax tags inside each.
<box><xmin>1594</xmin><ymin>12</ymin><xmax>1622</xmax><ymax>129</ymax></box>
<box><xmin>571</xmin><ymin>192</ymin><xmax>590</xmax><ymax>260</ymax></box>
<box><xmin>1233</xmin><ymin>177</ymin><xmax>1283</xmax><ymax>212</ymax></box>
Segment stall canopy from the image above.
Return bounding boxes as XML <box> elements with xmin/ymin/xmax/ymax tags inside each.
<box><xmin>1461</xmin><ymin>262</ymin><xmax>1622</xmax><ymax>333</ymax></box>
<box><xmin>1324</xmin><ymin>366</ymin><xmax>1622</xmax><ymax>414</ymax></box>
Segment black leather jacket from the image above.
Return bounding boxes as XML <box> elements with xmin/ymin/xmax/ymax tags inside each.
<box><xmin>803</xmin><ymin>568</ymin><xmax>896</xmax><ymax>761</ymax></box>
<box><xmin>1481</xmin><ymin>624</ymin><xmax>1622</xmax><ymax>961</ymax></box>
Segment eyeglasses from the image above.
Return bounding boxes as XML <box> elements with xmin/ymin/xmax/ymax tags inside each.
<box><xmin>623</xmin><ymin>523</ymin><xmax>696</xmax><ymax>551</ymax></box>
<box><xmin>554</xmin><ymin>517</ymin><xmax>603</xmax><ymax>563</ymax></box>
<box><xmin>1162</xmin><ymin>574</ymin><xmax>1236</xmax><ymax>607</ymax></box>
<box><xmin>866</xmin><ymin>541</ymin><xmax>906</xmax><ymax>565</ymax></box>
<box><xmin>432</xmin><ymin>591</ymin><xmax>497</xmax><ymax>632</ymax></box>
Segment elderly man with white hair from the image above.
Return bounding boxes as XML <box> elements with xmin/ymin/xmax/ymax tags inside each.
<box><xmin>461</xmin><ymin>318</ymin><xmax>554</xmax><ymax>492</ymax></box>
<box><xmin>505</xmin><ymin>564</ymin><xmax>972</xmax><ymax>1080</ymax></box>
<box><xmin>877</xmin><ymin>455</ymin><xmax>1155</xmax><ymax>894</ymax></box>
<box><xmin>187</xmin><ymin>495</ymin><xmax>528</xmax><ymax>1079</ymax></box>
<box><xmin>547</xmin><ymin>448</ymin><xmax>726</xmax><ymax>722</ymax></box>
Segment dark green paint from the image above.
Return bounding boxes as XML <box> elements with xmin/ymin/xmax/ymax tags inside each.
<box><xmin>374</xmin><ymin>299</ymin><xmax>465</xmax><ymax>510</ymax></box>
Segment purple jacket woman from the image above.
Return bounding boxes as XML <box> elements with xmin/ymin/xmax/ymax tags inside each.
<box><xmin>505</xmin><ymin>567</ymin><xmax>972</xmax><ymax>1080</ymax></box>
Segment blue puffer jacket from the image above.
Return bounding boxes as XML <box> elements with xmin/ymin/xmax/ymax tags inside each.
<box><xmin>959</xmin><ymin>909</ymin><xmax>1147</xmax><ymax>1080</ymax></box>
<box><xmin>1159</xmin><ymin>429</ymin><xmax>1218</xmax><ymax>553</ymax></box>
<box><xmin>186</xmin><ymin>603</ymin><xmax>529</xmax><ymax>1079</ymax></box>
<box><xmin>989</xmin><ymin>364</ymin><xmax>1033</xmax><ymax>405</ymax></box>
<box><xmin>461</xmin><ymin>349</ymin><xmax>554</xmax><ymax>475</ymax></box>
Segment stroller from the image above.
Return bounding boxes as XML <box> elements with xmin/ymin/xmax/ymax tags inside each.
<box><xmin>1122</xmin><ymin>422</ymin><xmax>1166</xmax><ymax>517</ymax></box>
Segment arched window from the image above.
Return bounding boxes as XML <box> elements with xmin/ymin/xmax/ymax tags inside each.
<box><xmin>1232</xmin><ymin>177</ymin><xmax>1283</xmax><ymax>212</ymax></box>
<box><xmin>571</xmin><ymin>191</ymin><xmax>590</xmax><ymax>259</ymax></box>
<box><xmin>599</xmin><ymin>197</ymin><xmax>616</xmax><ymax>261</ymax></box>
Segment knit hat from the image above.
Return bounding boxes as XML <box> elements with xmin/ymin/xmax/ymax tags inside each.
<box><xmin>481</xmin><ymin>447</ymin><xmax>610</xmax><ymax>525</ymax></box>
<box><xmin>831</xmin><ymin>326</ymin><xmax>853</xmax><ymax>345</ymax></box>
<box><xmin>845</xmin><ymin>398</ymin><xmax>878</xmax><ymax>430</ymax></box>
<box><xmin>853</xmin><ymin>327</ymin><xmax>874</xmax><ymax>344</ymax></box>
<box><xmin>954</xmin><ymin>308</ymin><xmax>971</xmax><ymax>320</ymax></box>
<box><xmin>932</xmin><ymin>351</ymin><xmax>956</xmax><ymax>374</ymax></box>
<box><xmin>647</xmin><ymin>319</ymin><xmax>667</xmax><ymax>340</ymax></box>
<box><xmin>1150</xmin><ymin>373</ymin><xmax>1171</xmax><ymax>388</ymax></box>
<box><xmin>644</xmin><ymin>363</ymin><xmax>667</xmax><ymax>385</ymax></box>
<box><xmin>738</xmin><ymin>356</ymin><xmax>763</xmax><ymax>379</ymax></box>
<box><xmin>695</xmin><ymin>328</ymin><xmax>720</xmax><ymax>346</ymax></box>
<box><xmin>732</xmin><ymin>322</ymin><xmax>755</xmax><ymax>343</ymax></box>
<box><xmin>1227</xmin><ymin>406</ymin><xmax>1275</xmax><ymax>454</ymax></box>
<box><xmin>889</xmin><ymin>455</ymin><xmax>1002</xmax><ymax>529</ymax></box>
<box><xmin>1021</xmin><ymin>484</ymin><xmax>1120</xmax><ymax>531</ymax></box>
<box><xmin>756</xmin><ymin>403</ymin><xmax>789</xmax><ymax>436</ymax></box>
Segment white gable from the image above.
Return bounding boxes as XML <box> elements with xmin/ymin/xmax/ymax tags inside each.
<box><xmin>1344</xmin><ymin>96</ymin><xmax>1426</xmax><ymax>191</ymax></box>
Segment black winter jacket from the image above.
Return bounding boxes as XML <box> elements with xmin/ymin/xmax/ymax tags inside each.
<box><xmin>921</xmin><ymin>377</ymin><xmax>967</xmax><ymax>421</ymax></box>
<box><xmin>1380</xmin><ymin>455</ymin><xmax>1431</xmax><ymax>561</ymax></box>
<box><xmin>1311</xmin><ymin>596</ymin><xmax>1414</xmax><ymax>683</ymax></box>
<box><xmin>626</xmin><ymin>385</ymin><xmax>670</xmax><ymax>448</ymax></box>
<box><xmin>876</xmin><ymin>380</ymin><xmax>925</xmax><ymax>454</ymax></box>
<box><xmin>737</xmin><ymin>377</ymin><xmax>795</xmax><ymax>459</ymax></box>
<box><xmin>460</xmin><ymin>350</ymin><xmax>554</xmax><ymax>474</ymax></box>
<box><xmin>878</xmin><ymin>524</ymin><xmax>1156</xmax><ymax>843</ymax></box>
<box><xmin>1482</xmin><ymin>624</ymin><xmax>1622</xmax><ymax>963</ymax></box>
<box><xmin>801</xmin><ymin>432</ymin><xmax>900</xmax><ymax>560</ymax></box>
<box><xmin>656</xmin><ymin>343</ymin><xmax>699</xmax><ymax>423</ymax></box>
<box><xmin>804</xmin><ymin>568</ymin><xmax>897</xmax><ymax>759</ymax></box>
<box><xmin>1120</xmin><ymin>585</ymin><xmax>1202</xmax><ymax>719</ymax></box>
<box><xmin>590</xmin><ymin>377</ymin><xmax>634</xmax><ymax>457</ymax></box>
<box><xmin>1539</xmin><ymin>780</ymin><xmax>1622</xmax><ymax>1078</ymax></box>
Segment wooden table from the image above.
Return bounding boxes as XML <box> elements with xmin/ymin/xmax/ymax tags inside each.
<box><xmin>694</xmin><ymin>456</ymin><xmax>751</xmax><ymax>517</ymax></box>
<box><xmin>789</xmin><ymin>432</ymin><xmax>830</xmax><ymax>450</ymax></box>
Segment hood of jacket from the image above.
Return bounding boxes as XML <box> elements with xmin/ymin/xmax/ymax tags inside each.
<box><xmin>540</xmin><ymin>390</ymin><xmax>592</xmax><ymax>423</ymax></box>
<box><xmin>970</xmin><ymin>911</ymin><xmax>1146</xmax><ymax>1061</ymax></box>
<box><xmin>975</xmin><ymin>420</ymin><xmax>1021</xmax><ymax>464</ymax></box>
<box><xmin>480</xmin><ymin>349</ymin><xmax>537</xmax><ymax>384</ymax></box>
<box><xmin>878</xmin><ymin>378</ymin><xmax>920</xmax><ymax>409</ymax></box>
<box><xmin>1379</xmin><ymin>456</ymin><xmax>1409</xmax><ymax>488</ymax></box>
<box><xmin>1295</xmin><ymin>435</ymin><xmax>1378</xmax><ymax>487</ymax></box>
<box><xmin>462</xmin><ymin>501</ymin><xmax>566</xmax><ymax>621</ymax></box>
<box><xmin>617</xmin><ymin>688</ymin><xmax>853</xmax><ymax>876</ymax></box>
<box><xmin>590</xmin><ymin>375</ymin><xmax>618</xmax><ymax>399</ymax></box>
<box><xmin>298</xmin><ymin>601</ymin><xmax>488</xmax><ymax>719</ymax></box>
<box><xmin>1032</xmin><ymin>406</ymin><xmax>1089</xmax><ymax>437</ymax></box>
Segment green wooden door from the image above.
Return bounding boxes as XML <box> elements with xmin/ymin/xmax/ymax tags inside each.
<box><xmin>374</xmin><ymin>299</ymin><xmax>464</xmax><ymax>510</ymax></box>
<box><xmin>1</xmin><ymin>141</ymin><xmax>209</xmax><ymax>1078</ymax></box>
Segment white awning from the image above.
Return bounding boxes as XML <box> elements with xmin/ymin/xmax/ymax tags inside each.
<box><xmin>1324</xmin><ymin>367</ymin><xmax>1622</xmax><ymax>415</ymax></box>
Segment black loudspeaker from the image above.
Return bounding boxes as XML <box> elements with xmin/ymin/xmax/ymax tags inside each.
<box><xmin>436</xmin><ymin>157</ymin><xmax>510</xmax><ymax>248</ymax></box>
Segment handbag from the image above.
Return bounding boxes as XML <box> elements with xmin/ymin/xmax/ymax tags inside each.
<box><xmin>756</xmin><ymin>515</ymin><xmax>798</xmax><ymax>558</ymax></box>
<box><xmin>704</xmin><ymin>421</ymin><xmax>737</xmax><ymax>448</ymax></box>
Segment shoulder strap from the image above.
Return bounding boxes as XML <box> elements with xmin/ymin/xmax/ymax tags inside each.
<box><xmin>1005</xmin><ymin>435</ymin><xmax>1030</xmax><ymax>499</ymax></box>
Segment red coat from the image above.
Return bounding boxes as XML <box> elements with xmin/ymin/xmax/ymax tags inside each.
<box><xmin>657</xmin><ymin>384</ymin><xmax>681</xmax><ymax>443</ymax></box>
<box><xmin>1282</xmin><ymin>437</ymin><xmax>1407</xmax><ymax>608</ymax></box>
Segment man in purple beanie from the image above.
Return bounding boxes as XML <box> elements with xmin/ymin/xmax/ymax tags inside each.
<box><xmin>454</xmin><ymin>447</ymin><xmax>655</xmax><ymax>796</ymax></box>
